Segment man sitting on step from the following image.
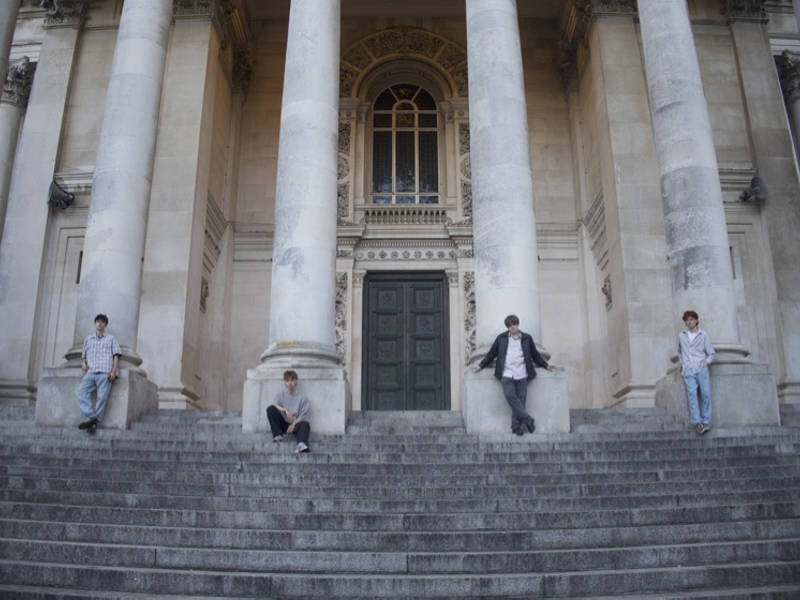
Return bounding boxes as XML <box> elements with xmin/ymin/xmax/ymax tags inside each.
<box><xmin>471</xmin><ymin>314</ymin><xmax>556</xmax><ymax>436</ymax></box>
<box><xmin>267</xmin><ymin>370</ymin><xmax>311</xmax><ymax>453</ymax></box>
<box><xmin>77</xmin><ymin>313</ymin><xmax>121</xmax><ymax>435</ymax></box>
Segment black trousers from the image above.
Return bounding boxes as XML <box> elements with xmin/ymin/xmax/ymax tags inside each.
<box><xmin>267</xmin><ymin>405</ymin><xmax>310</xmax><ymax>444</ymax></box>
<box><xmin>501</xmin><ymin>377</ymin><xmax>534</xmax><ymax>432</ymax></box>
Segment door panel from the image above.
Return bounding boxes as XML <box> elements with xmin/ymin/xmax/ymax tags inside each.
<box><xmin>363</xmin><ymin>273</ymin><xmax>449</xmax><ymax>410</ymax></box>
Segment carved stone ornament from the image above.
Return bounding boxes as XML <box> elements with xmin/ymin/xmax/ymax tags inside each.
<box><xmin>232</xmin><ymin>47</ymin><xmax>254</xmax><ymax>95</ymax></box>
<box><xmin>720</xmin><ymin>0</ymin><xmax>768</xmax><ymax>21</ymax></box>
<box><xmin>39</xmin><ymin>0</ymin><xmax>90</xmax><ymax>27</ymax></box>
<box><xmin>775</xmin><ymin>51</ymin><xmax>800</xmax><ymax>101</ymax></box>
<box><xmin>463</xmin><ymin>272</ymin><xmax>476</xmax><ymax>363</ymax></box>
<box><xmin>334</xmin><ymin>272</ymin><xmax>348</xmax><ymax>356</ymax></box>
<box><xmin>338</xmin><ymin>122</ymin><xmax>351</xmax><ymax>155</ymax></box>
<box><xmin>337</xmin><ymin>183</ymin><xmax>350</xmax><ymax>223</ymax></box>
<box><xmin>47</xmin><ymin>178</ymin><xmax>75</xmax><ymax>210</ymax></box>
<box><xmin>340</xmin><ymin>27</ymin><xmax>468</xmax><ymax>98</ymax></box>
<box><xmin>601</xmin><ymin>274</ymin><xmax>612</xmax><ymax>311</ymax></box>
<box><xmin>2</xmin><ymin>57</ymin><xmax>36</xmax><ymax>108</ymax></box>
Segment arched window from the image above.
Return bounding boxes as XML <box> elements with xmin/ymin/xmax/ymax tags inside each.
<box><xmin>371</xmin><ymin>84</ymin><xmax>438</xmax><ymax>204</ymax></box>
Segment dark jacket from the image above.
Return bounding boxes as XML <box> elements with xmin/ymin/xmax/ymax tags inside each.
<box><xmin>478</xmin><ymin>331</ymin><xmax>549</xmax><ymax>381</ymax></box>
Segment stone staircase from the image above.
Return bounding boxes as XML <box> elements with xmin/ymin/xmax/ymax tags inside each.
<box><xmin>0</xmin><ymin>404</ymin><xmax>799</xmax><ymax>598</ymax></box>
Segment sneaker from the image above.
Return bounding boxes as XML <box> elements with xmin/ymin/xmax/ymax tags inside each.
<box><xmin>512</xmin><ymin>427</ymin><xmax>524</xmax><ymax>436</ymax></box>
<box><xmin>525</xmin><ymin>419</ymin><xmax>535</xmax><ymax>434</ymax></box>
<box><xmin>78</xmin><ymin>417</ymin><xmax>97</xmax><ymax>430</ymax></box>
<box><xmin>87</xmin><ymin>421</ymin><xmax>98</xmax><ymax>435</ymax></box>
<box><xmin>272</xmin><ymin>434</ymin><xmax>285</xmax><ymax>443</ymax></box>
<box><xmin>700</xmin><ymin>424</ymin><xmax>711</xmax><ymax>435</ymax></box>
<box><xmin>295</xmin><ymin>442</ymin><xmax>309</xmax><ymax>453</ymax></box>
<box><xmin>694</xmin><ymin>423</ymin><xmax>704</xmax><ymax>436</ymax></box>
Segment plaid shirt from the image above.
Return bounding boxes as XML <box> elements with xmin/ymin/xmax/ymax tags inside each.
<box><xmin>82</xmin><ymin>333</ymin><xmax>121</xmax><ymax>373</ymax></box>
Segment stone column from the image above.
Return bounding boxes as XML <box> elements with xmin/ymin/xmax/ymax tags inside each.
<box><xmin>638</xmin><ymin>0</ymin><xmax>779</xmax><ymax>426</ymax></box>
<box><xmin>0</xmin><ymin>1</ymin><xmax>21</xmax><ymax>102</ymax></box>
<box><xmin>462</xmin><ymin>0</ymin><xmax>568</xmax><ymax>434</ymax></box>
<box><xmin>0</xmin><ymin>1</ymin><xmax>89</xmax><ymax>403</ymax></box>
<box><xmin>0</xmin><ymin>56</ymin><xmax>34</xmax><ymax>242</ymax></box>
<box><xmin>242</xmin><ymin>0</ymin><xmax>349</xmax><ymax>434</ymax></box>
<box><xmin>36</xmin><ymin>0</ymin><xmax>172</xmax><ymax>428</ymax></box>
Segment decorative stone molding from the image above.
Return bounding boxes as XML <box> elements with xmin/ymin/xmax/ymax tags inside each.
<box><xmin>337</xmin><ymin>120</ymin><xmax>353</xmax><ymax>225</ymax></box>
<box><xmin>583</xmin><ymin>190</ymin><xmax>607</xmax><ymax>266</ymax></box>
<box><xmin>335</xmin><ymin>272</ymin><xmax>348</xmax><ymax>356</ymax></box>
<box><xmin>2</xmin><ymin>57</ymin><xmax>36</xmax><ymax>108</ymax></box>
<box><xmin>340</xmin><ymin>27</ymin><xmax>468</xmax><ymax>98</ymax></box>
<box><xmin>463</xmin><ymin>271</ymin><xmax>475</xmax><ymax>363</ymax></box>
<box><xmin>39</xmin><ymin>0</ymin><xmax>89</xmax><ymax>27</ymax></box>
<box><xmin>204</xmin><ymin>194</ymin><xmax>225</xmax><ymax>270</ymax></box>
<box><xmin>601</xmin><ymin>275</ymin><xmax>612</xmax><ymax>311</ymax></box>
<box><xmin>232</xmin><ymin>46</ymin><xmax>254</xmax><ymax>95</ymax></box>
<box><xmin>457</xmin><ymin>122</ymin><xmax>472</xmax><ymax>224</ymax></box>
<box><xmin>354</xmin><ymin>244</ymin><xmax>458</xmax><ymax>262</ymax></box>
<box><xmin>776</xmin><ymin>50</ymin><xmax>800</xmax><ymax>102</ymax></box>
<box><xmin>720</xmin><ymin>0</ymin><xmax>768</xmax><ymax>22</ymax></box>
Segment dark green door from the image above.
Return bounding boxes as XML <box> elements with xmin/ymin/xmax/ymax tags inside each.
<box><xmin>362</xmin><ymin>272</ymin><xmax>450</xmax><ymax>410</ymax></box>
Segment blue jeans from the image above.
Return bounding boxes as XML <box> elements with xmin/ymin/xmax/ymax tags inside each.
<box><xmin>683</xmin><ymin>366</ymin><xmax>711</xmax><ymax>426</ymax></box>
<box><xmin>77</xmin><ymin>372</ymin><xmax>113</xmax><ymax>422</ymax></box>
<box><xmin>501</xmin><ymin>377</ymin><xmax>533</xmax><ymax>432</ymax></box>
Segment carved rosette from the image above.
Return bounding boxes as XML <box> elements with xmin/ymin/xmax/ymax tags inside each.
<box><xmin>720</xmin><ymin>0</ymin><xmax>768</xmax><ymax>22</ymax></box>
<box><xmin>463</xmin><ymin>271</ymin><xmax>476</xmax><ymax>363</ymax></box>
<box><xmin>776</xmin><ymin>51</ymin><xmax>800</xmax><ymax>103</ymax></box>
<box><xmin>335</xmin><ymin>272</ymin><xmax>348</xmax><ymax>356</ymax></box>
<box><xmin>2</xmin><ymin>57</ymin><xmax>36</xmax><ymax>108</ymax></box>
<box><xmin>340</xmin><ymin>27</ymin><xmax>467</xmax><ymax>98</ymax></box>
<box><xmin>40</xmin><ymin>0</ymin><xmax>90</xmax><ymax>27</ymax></box>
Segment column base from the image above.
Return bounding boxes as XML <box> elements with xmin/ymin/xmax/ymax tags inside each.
<box><xmin>0</xmin><ymin>378</ymin><xmax>36</xmax><ymax>405</ymax></box>
<box><xmin>36</xmin><ymin>366</ymin><xmax>158</xmax><ymax>430</ymax></box>
<box><xmin>157</xmin><ymin>386</ymin><xmax>201</xmax><ymax>410</ymax></box>
<box><xmin>242</xmin><ymin>360</ymin><xmax>350</xmax><ymax>435</ymax></box>
<box><xmin>611</xmin><ymin>385</ymin><xmax>657</xmax><ymax>408</ymax></box>
<box><xmin>655</xmin><ymin>359</ymin><xmax>780</xmax><ymax>427</ymax></box>
<box><xmin>778</xmin><ymin>380</ymin><xmax>800</xmax><ymax>404</ymax></box>
<box><xmin>463</xmin><ymin>369</ymin><xmax>570</xmax><ymax>434</ymax></box>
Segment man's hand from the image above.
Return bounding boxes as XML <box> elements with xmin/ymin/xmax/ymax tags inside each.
<box><xmin>284</xmin><ymin>410</ymin><xmax>295</xmax><ymax>423</ymax></box>
<box><xmin>701</xmin><ymin>360</ymin><xmax>708</xmax><ymax>368</ymax></box>
<box><xmin>81</xmin><ymin>361</ymin><xmax>89</xmax><ymax>373</ymax></box>
<box><xmin>546</xmin><ymin>365</ymin><xmax>556</xmax><ymax>372</ymax></box>
<box><xmin>108</xmin><ymin>371</ymin><xmax>116</xmax><ymax>382</ymax></box>
<box><xmin>286</xmin><ymin>423</ymin><xmax>295</xmax><ymax>434</ymax></box>
<box><xmin>470</xmin><ymin>364</ymin><xmax>480</xmax><ymax>373</ymax></box>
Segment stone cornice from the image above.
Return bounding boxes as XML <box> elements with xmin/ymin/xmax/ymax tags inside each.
<box><xmin>720</xmin><ymin>0</ymin><xmax>769</xmax><ymax>23</ymax></box>
<box><xmin>775</xmin><ymin>50</ymin><xmax>800</xmax><ymax>101</ymax></box>
<box><xmin>2</xmin><ymin>57</ymin><xmax>36</xmax><ymax>108</ymax></box>
<box><xmin>39</xmin><ymin>0</ymin><xmax>90</xmax><ymax>28</ymax></box>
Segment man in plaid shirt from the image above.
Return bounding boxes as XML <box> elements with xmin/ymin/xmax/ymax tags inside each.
<box><xmin>76</xmin><ymin>313</ymin><xmax>121</xmax><ymax>434</ymax></box>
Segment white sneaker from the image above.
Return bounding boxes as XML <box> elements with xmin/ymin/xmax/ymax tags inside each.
<box><xmin>295</xmin><ymin>441</ymin><xmax>309</xmax><ymax>453</ymax></box>
<box><xmin>272</xmin><ymin>434</ymin><xmax>284</xmax><ymax>442</ymax></box>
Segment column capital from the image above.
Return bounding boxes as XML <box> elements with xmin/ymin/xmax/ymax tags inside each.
<box><xmin>721</xmin><ymin>0</ymin><xmax>768</xmax><ymax>23</ymax></box>
<box><xmin>2</xmin><ymin>56</ymin><xmax>35</xmax><ymax>107</ymax></box>
<box><xmin>557</xmin><ymin>0</ymin><xmax>637</xmax><ymax>92</ymax></box>
<box><xmin>39</xmin><ymin>0</ymin><xmax>90</xmax><ymax>28</ymax></box>
<box><xmin>775</xmin><ymin>50</ymin><xmax>800</xmax><ymax>102</ymax></box>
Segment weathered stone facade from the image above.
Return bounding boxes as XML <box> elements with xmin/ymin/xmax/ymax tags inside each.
<box><xmin>0</xmin><ymin>0</ymin><xmax>799</xmax><ymax>428</ymax></box>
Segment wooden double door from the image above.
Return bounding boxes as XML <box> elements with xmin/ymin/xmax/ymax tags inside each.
<box><xmin>362</xmin><ymin>272</ymin><xmax>450</xmax><ymax>410</ymax></box>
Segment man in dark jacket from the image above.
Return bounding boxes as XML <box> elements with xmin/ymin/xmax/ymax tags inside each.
<box><xmin>472</xmin><ymin>314</ymin><xmax>555</xmax><ymax>435</ymax></box>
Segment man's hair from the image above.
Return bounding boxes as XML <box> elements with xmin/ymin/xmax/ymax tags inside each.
<box><xmin>283</xmin><ymin>370</ymin><xmax>298</xmax><ymax>382</ymax></box>
<box><xmin>682</xmin><ymin>310</ymin><xmax>699</xmax><ymax>322</ymax></box>
<box><xmin>94</xmin><ymin>314</ymin><xmax>109</xmax><ymax>325</ymax></box>
<box><xmin>504</xmin><ymin>314</ymin><xmax>520</xmax><ymax>328</ymax></box>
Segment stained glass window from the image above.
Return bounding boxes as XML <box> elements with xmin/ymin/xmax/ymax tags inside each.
<box><xmin>371</xmin><ymin>84</ymin><xmax>439</xmax><ymax>205</ymax></box>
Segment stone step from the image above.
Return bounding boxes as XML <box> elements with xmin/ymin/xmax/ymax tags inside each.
<box><xmin>2</xmin><ymin>559</ymin><xmax>800</xmax><ymax>597</ymax></box>
<box><xmin>3</xmin><ymin>513</ymin><xmax>800</xmax><ymax>551</ymax></box>
<box><xmin>3</xmin><ymin>536</ymin><xmax>800</xmax><ymax>574</ymax></box>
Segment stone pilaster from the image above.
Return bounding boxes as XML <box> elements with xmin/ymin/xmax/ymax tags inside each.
<box><xmin>0</xmin><ymin>0</ymin><xmax>88</xmax><ymax>404</ymax></box>
<box><xmin>36</xmin><ymin>0</ymin><xmax>172</xmax><ymax>427</ymax></box>
<box><xmin>242</xmin><ymin>0</ymin><xmax>349</xmax><ymax>435</ymax></box>
<box><xmin>638</xmin><ymin>0</ymin><xmax>779</xmax><ymax>425</ymax></box>
<box><xmin>0</xmin><ymin>57</ymin><xmax>35</xmax><ymax>241</ymax></box>
<box><xmin>734</xmin><ymin>29</ymin><xmax>800</xmax><ymax>403</ymax></box>
<box><xmin>462</xmin><ymin>0</ymin><xmax>568</xmax><ymax>435</ymax></box>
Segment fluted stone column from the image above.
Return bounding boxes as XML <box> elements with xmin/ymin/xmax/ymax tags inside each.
<box><xmin>462</xmin><ymin>0</ymin><xmax>568</xmax><ymax>434</ymax></box>
<box><xmin>36</xmin><ymin>0</ymin><xmax>172</xmax><ymax>428</ymax></box>
<box><xmin>0</xmin><ymin>1</ymin><xmax>21</xmax><ymax>104</ymax></box>
<box><xmin>242</xmin><ymin>0</ymin><xmax>348</xmax><ymax>434</ymax></box>
<box><xmin>639</xmin><ymin>0</ymin><xmax>779</xmax><ymax>426</ymax></box>
<box><xmin>0</xmin><ymin>57</ymin><xmax>34</xmax><ymax>243</ymax></box>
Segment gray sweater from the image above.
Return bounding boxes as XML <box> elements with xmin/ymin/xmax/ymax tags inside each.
<box><xmin>272</xmin><ymin>391</ymin><xmax>310</xmax><ymax>422</ymax></box>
